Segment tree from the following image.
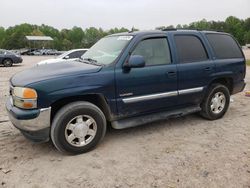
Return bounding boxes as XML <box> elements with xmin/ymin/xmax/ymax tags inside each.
<box><xmin>244</xmin><ymin>31</ymin><xmax>250</xmax><ymax>44</ymax></box>
<box><xmin>67</xmin><ymin>27</ymin><xmax>84</xmax><ymax>48</ymax></box>
<box><xmin>0</xmin><ymin>16</ymin><xmax>250</xmax><ymax>49</ymax></box>
<box><xmin>0</xmin><ymin>27</ymin><xmax>5</xmax><ymax>47</ymax></box>
<box><xmin>225</xmin><ymin>16</ymin><xmax>245</xmax><ymax>44</ymax></box>
<box><xmin>189</xmin><ymin>19</ymin><xmax>211</xmax><ymax>30</ymax></box>
<box><xmin>84</xmin><ymin>27</ymin><xmax>103</xmax><ymax>47</ymax></box>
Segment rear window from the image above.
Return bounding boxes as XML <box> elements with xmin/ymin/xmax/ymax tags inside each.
<box><xmin>174</xmin><ymin>35</ymin><xmax>208</xmax><ymax>63</ymax></box>
<box><xmin>206</xmin><ymin>34</ymin><xmax>243</xmax><ymax>59</ymax></box>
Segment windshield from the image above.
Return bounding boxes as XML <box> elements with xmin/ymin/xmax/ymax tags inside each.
<box><xmin>81</xmin><ymin>35</ymin><xmax>133</xmax><ymax>65</ymax></box>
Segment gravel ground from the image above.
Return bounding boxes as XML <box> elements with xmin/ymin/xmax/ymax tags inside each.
<box><xmin>243</xmin><ymin>49</ymin><xmax>250</xmax><ymax>60</ymax></box>
<box><xmin>0</xmin><ymin>55</ymin><xmax>250</xmax><ymax>188</ymax></box>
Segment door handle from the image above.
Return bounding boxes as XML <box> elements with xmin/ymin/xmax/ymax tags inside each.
<box><xmin>167</xmin><ymin>71</ymin><xmax>177</xmax><ymax>78</ymax></box>
<box><xmin>204</xmin><ymin>67</ymin><xmax>212</xmax><ymax>72</ymax></box>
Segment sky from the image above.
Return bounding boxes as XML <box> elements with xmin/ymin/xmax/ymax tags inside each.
<box><xmin>1</xmin><ymin>0</ymin><xmax>250</xmax><ymax>30</ymax></box>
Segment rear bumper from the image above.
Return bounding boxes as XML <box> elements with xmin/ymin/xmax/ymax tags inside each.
<box><xmin>6</xmin><ymin>98</ymin><xmax>50</xmax><ymax>142</ymax></box>
<box><xmin>232</xmin><ymin>80</ymin><xmax>246</xmax><ymax>95</ymax></box>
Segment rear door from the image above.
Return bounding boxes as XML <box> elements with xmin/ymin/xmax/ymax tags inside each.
<box><xmin>205</xmin><ymin>33</ymin><xmax>246</xmax><ymax>91</ymax></box>
<box><xmin>173</xmin><ymin>33</ymin><xmax>215</xmax><ymax>106</ymax></box>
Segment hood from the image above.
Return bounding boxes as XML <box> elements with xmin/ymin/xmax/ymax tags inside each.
<box><xmin>36</xmin><ymin>58</ymin><xmax>77</xmax><ymax>65</ymax></box>
<box><xmin>37</xmin><ymin>58</ymin><xmax>65</xmax><ymax>65</ymax></box>
<box><xmin>11</xmin><ymin>60</ymin><xmax>102</xmax><ymax>86</ymax></box>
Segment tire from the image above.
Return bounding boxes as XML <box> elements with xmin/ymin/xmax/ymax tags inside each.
<box><xmin>200</xmin><ymin>84</ymin><xmax>230</xmax><ymax>120</ymax></box>
<box><xmin>3</xmin><ymin>59</ymin><xmax>13</xmax><ymax>67</ymax></box>
<box><xmin>51</xmin><ymin>101</ymin><xmax>106</xmax><ymax>154</ymax></box>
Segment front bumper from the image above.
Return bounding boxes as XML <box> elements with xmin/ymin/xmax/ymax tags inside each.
<box><xmin>6</xmin><ymin>98</ymin><xmax>51</xmax><ymax>142</ymax></box>
<box><xmin>13</xmin><ymin>57</ymin><xmax>23</xmax><ymax>64</ymax></box>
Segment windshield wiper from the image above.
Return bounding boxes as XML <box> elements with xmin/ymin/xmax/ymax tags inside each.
<box><xmin>83</xmin><ymin>58</ymin><xmax>97</xmax><ymax>63</ymax></box>
<box><xmin>77</xmin><ymin>58</ymin><xmax>103</xmax><ymax>66</ymax></box>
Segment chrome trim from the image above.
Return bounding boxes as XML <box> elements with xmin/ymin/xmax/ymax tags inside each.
<box><xmin>122</xmin><ymin>91</ymin><xmax>178</xmax><ymax>103</ymax></box>
<box><xmin>7</xmin><ymin>106</ymin><xmax>51</xmax><ymax>131</ymax></box>
<box><xmin>178</xmin><ymin>87</ymin><xmax>204</xmax><ymax>95</ymax></box>
<box><xmin>122</xmin><ymin>87</ymin><xmax>204</xmax><ymax>103</ymax></box>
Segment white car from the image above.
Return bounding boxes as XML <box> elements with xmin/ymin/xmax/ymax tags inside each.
<box><xmin>37</xmin><ymin>49</ymin><xmax>88</xmax><ymax>65</ymax></box>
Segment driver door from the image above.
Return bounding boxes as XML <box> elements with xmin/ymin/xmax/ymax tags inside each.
<box><xmin>115</xmin><ymin>37</ymin><xmax>178</xmax><ymax>117</ymax></box>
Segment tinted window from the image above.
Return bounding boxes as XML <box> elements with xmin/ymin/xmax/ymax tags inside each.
<box><xmin>206</xmin><ymin>34</ymin><xmax>243</xmax><ymax>59</ymax></box>
<box><xmin>132</xmin><ymin>38</ymin><xmax>171</xmax><ymax>66</ymax></box>
<box><xmin>175</xmin><ymin>35</ymin><xmax>208</xmax><ymax>63</ymax></box>
<box><xmin>80</xmin><ymin>50</ymin><xmax>87</xmax><ymax>56</ymax></box>
<box><xmin>68</xmin><ymin>51</ymin><xmax>82</xmax><ymax>59</ymax></box>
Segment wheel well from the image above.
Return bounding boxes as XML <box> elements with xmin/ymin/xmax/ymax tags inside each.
<box><xmin>3</xmin><ymin>58</ymin><xmax>13</xmax><ymax>62</ymax></box>
<box><xmin>209</xmin><ymin>77</ymin><xmax>233</xmax><ymax>94</ymax></box>
<box><xmin>2</xmin><ymin>58</ymin><xmax>13</xmax><ymax>65</ymax></box>
<box><xmin>50</xmin><ymin>94</ymin><xmax>112</xmax><ymax>123</ymax></box>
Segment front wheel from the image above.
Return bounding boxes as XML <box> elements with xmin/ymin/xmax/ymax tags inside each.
<box><xmin>3</xmin><ymin>59</ymin><xmax>13</xmax><ymax>67</ymax></box>
<box><xmin>51</xmin><ymin>101</ymin><xmax>106</xmax><ymax>154</ymax></box>
<box><xmin>200</xmin><ymin>84</ymin><xmax>230</xmax><ymax>120</ymax></box>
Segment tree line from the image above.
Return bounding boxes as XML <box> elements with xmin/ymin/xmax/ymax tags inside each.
<box><xmin>0</xmin><ymin>16</ymin><xmax>249</xmax><ymax>50</ymax></box>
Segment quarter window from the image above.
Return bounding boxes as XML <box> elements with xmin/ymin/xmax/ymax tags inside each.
<box><xmin>175</xmin><ymin>35</ymin><xmax>208</xmax><ymax>63</ymax></box>
<box><xmin>132</xmin><ymin>38</ymin><xmax>171</xmax><ymax>66</ymax></box>
<box><xmin>206</xmin><ymin>34</ymin><xmax>243</xmax><ymax>59</ymax></box>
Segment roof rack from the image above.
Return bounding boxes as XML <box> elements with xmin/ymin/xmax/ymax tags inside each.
<box><xmin>160</xmin><ymin>28</ymin><xmax>223</xmax><ymax>32</ymax></box>
<box><xmin>161</xmin><ymin>28</ymin><xmax>177</xmax><ymax>31</ymax></box>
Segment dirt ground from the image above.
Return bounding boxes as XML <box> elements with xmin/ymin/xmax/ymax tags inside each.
<box><xmin>243</xmin><ymin>49</ymin><xmax>250</xmax><ymax>60</ymax></box>
<box><xmin>0</xmin><ymin>55</ymin><xmax>250</xmax><ymax>188</ymax></box>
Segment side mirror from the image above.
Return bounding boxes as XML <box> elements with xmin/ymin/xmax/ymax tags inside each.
<box><xmin>124</xmin><ymin>55</ymin><xmax>145</xmax><ymax>68</ymax></box>
<box><xmin>64</xmin><ymin>55</ymin><xmax>69</xmax><ymax>59</ymax></box>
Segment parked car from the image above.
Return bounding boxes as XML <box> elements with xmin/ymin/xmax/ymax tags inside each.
<box><xmin>46</xmin><ymin>49</ymin><xmax>61</xmax><ymax>55</ymax></box>
<box><xmin>30</xmin><ymin>50</ymin><xmax>43</xmax><ymax>56</ymax></box>
<box><xmin>0</xmin><ymin>49</ymin><xmax>23</xmax><ymax>67</ymax></box>
<box><xmin>6</xmin><ymin>30</ymin><xmax>246</xmax><ymax>154</ymax></box>
<box><xmin>37</xmin><ymin>49</ymin><xmax>88</xmax><ymax>65</ymax></box>
<box><xmin>20</xmin><ymin>48</ymin><xmax>36</xmax><ymax>55</ymax></box>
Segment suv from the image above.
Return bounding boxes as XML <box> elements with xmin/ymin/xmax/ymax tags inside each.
<box><xmin>6</xmin><ymin>30</ymin><xmax>246</xmax><ymax>154</ymax></box>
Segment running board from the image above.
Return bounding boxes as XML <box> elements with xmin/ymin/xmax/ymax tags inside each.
<box><xmin>111</xmin><ymin>106</ymin><xmax>201</xmax><ymax>129</ymax></box>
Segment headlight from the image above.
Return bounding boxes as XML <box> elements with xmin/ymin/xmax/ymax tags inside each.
<box><xmin>12</xmin><ymin>87</ymin><xmax>37</xmax><ymax>109</ymax></box>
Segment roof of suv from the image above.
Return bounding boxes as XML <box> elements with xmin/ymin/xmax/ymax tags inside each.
<box><xmin>110</xmin><ymin>29</ymin><xmax>226</xmax><ymax>37</ymax></box>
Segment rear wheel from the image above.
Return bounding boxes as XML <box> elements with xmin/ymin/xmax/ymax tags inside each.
<box><xmin>51</xmin><ymin>101</ymin><xmax>106</xmax><ymax>154</ymax></box>
<box><xmin>200</xmin><ymin>84</ymin><xmax>230</xmax><ymax>120</ymax></box>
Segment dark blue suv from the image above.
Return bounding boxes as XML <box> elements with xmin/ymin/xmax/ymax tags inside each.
<box><xmin>6</xmin><ymin>30</ymin><xmax>246</xmax><ymax>154</ymax></box>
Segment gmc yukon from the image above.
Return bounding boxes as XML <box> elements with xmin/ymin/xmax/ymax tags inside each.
<box><xmin>6</xmin><ymin>30</ymin><xmax>246</xmax><ymax>154</ymax></box>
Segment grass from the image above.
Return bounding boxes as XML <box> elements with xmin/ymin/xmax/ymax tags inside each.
<box><xmin>247</xmin><ymin>60</ymin><xmax>250</xmax><ymax>66</ymax></box>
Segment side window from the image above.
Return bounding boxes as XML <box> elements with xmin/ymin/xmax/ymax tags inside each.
<box><xmin>68</xmin><ymin>51</ymin><xmax>81</xmax><ymax>59</ymax></box>
<box><xmin>132</xmin><ymin>38</ymin><xmax>171</xmax><ymax>66</ymax></box>
<box><xmin>80</xmin><ymin>50</ymin><xmax>87</xmax><ymax>56</ymax></box>
<box><xmin>206</xmin><ymin>34</ymin><xmax>243</xmax><ymax>59</ymax></box>
<box><xmin>175</xmin><ymin>35</ymin><xmax>208</xmax><ymax>63</ymax></box>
